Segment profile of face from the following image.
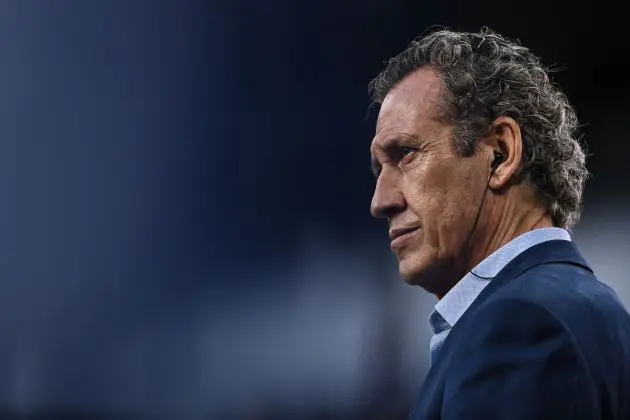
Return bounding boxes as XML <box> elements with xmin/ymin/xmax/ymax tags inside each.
<box><xmin>370</xmin><ymin>67</ymin><xmax>490</xmax><ymax>295</ymax></box>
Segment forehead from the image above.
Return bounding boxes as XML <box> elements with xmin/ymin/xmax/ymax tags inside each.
<box><xmin>372</xmin><ymin>67</ymin><xmax>445</xmax><ymax>147</ymax></box>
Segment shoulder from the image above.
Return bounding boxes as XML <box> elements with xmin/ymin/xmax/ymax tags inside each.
<box><xmin>464</xmin><ymin>262</ymin><xmax>630</xmax><ymax>362</ymax></box>
<box><xmin>493</xmin><ymin>262</ymin><xmax>630</xmax><ymax>330</ymax></box>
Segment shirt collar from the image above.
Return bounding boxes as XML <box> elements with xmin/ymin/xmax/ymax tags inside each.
<box><xmin>432</xmin><ymin>227</ymin><xmax>571</xmax><ymax>328</ymax></box>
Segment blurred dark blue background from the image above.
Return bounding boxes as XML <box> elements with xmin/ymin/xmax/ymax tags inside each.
<box><xmin>0</xmin><ymin>1</ymin><xmax>627</xmax><ymax>419</ymax></box>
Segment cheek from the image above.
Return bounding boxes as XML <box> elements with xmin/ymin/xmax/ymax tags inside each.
<box><xmin>437</xmin><ymin>182</ymin><xmax>481</xmax><ymax>253</ymax></box>
<box><xmin>405</xmin><ymin>170</ymin><xmax>477</xmax><ymax>245</ymax></box>
<box><xmin>404</xmin><ymin>173</ymin><xmax>455</xmax><ymax>222</ymax></box>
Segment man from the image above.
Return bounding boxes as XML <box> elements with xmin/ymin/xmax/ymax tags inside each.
<box><xmin>369</xmin><ymin>27</ymin><xmax>630</xmax><ymax>419</ymax></box>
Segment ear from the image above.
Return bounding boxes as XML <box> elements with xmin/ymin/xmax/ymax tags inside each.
<box><xmin>481</xmin><ymin>116</ymin><xmax>523</xmax><ymax>190</ymax></box>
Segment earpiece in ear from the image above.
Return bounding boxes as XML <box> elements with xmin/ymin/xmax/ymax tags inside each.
<box><xmin>491</xmin><ymin>151</ymin><xmax>504</xmax><ymax>172</ymax></box>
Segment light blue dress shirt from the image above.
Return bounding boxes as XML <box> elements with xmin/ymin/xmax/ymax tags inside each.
<box><xmin>429</xmin><ymin>227</ymin><xmax>572</xmax><ymax>364</ymax></box>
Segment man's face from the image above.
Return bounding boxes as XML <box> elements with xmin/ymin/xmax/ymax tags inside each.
<box><xmin>370</xmin><ymin>67</ymin><xmax>486</xmax><ymax>294</ymax></box>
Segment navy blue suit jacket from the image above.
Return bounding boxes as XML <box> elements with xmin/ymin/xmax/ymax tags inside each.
<box><xmin>409</xmin><ymin>240</ymin><xmax>630</xmax><ymax>419</ymax></box>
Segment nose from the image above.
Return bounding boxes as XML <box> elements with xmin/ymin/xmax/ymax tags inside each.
<box><xmin>370</xmin><ymin>169</ymin><xmax>406</xmax><ymax>219</ymax></box>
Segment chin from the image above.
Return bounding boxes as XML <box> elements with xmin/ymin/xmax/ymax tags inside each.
<box><xmin>397</xmin><ymin>254</ymin><xmax>453</xmax><ymax>295</ymax></box>
<box><xmin>398</xmin><ymin>262</ymin><xmax>422</xmax><ymax>286</ymax></box>
<box><xmin>398</xmin><ymin>256</ymin><xmax>431</xmax><ymax>285</ymax></box>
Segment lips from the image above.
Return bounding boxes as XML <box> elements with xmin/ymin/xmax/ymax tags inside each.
<box><xmin>389</xmin><ymin>226</ymin><xmax>420</xmax><ymax>251</ymax></box>
<box><xmin>389</xmin><ymin>226</ymin><xmax>420</xmax><ymax>241</ymax></box>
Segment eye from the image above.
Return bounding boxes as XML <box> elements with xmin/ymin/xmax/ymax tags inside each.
<box><xmin>399</xmin><ymin>147</ymin><xmax>416</xmax><ymax>162</ymax></box>
<box><xmin>401</xmin><ymin>147</ymin><xmax>414</xmax><ymax>157</ymax></box>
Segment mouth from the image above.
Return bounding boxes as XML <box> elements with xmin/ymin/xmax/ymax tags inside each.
<box><xmin>389</xmin><ymin>226</ymin><xmax>420</xmax><ymax>249</ymax></box>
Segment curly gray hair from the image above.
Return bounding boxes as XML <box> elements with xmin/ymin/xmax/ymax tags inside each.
<box><xmin>369</xmin><ymin>27</ymin><xmax>588</xmax><ymax>230</ymax></box>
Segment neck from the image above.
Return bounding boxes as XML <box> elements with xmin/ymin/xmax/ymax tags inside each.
<box><xmin>436</xmin><ymin>192</ymin><xmax>553</xmax><ymax>300</ymax></box>
<box><xmin>467</xmin><ymin>194</ymin><xmax>553</xmax><ymax>279</ymax></box>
